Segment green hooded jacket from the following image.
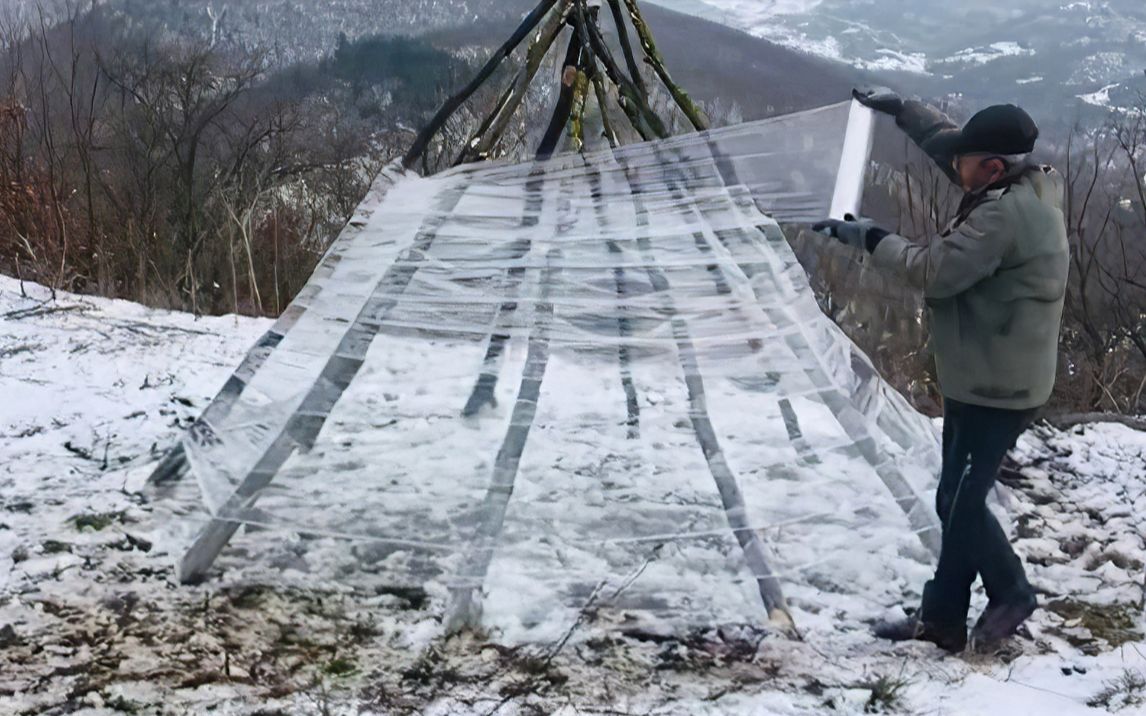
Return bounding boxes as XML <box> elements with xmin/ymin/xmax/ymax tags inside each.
<box><xmin>869</xmin><ymin>101</ymin><xmax>1070</xmax><ymax>410</ymax></box>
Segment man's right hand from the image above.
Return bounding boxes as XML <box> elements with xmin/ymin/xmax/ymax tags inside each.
<box><xmin>812</xmin><ymin>214</ymin><xmax>886</xmax><ymax>253</ymax></box>
<box><xmin>853</xmin><ymin>86</ymin><xmax>904</xmax><ymax>117</ymax></box>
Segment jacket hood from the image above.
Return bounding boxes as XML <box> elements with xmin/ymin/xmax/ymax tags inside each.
<box><xmin>1019</xmin><ymin>165</ymin><xmax>1065</xmax><ymax>211</ymax></box>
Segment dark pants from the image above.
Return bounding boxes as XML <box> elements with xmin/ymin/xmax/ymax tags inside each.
<box><xmin>921</xmin><ymin>398</ymin><xmax>1037</xmax><ymax>625</ymax></box>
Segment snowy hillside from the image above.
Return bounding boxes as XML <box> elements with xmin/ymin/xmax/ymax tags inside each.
<box><xmin>97</xmin><ymin>0</ymin><xmax>525</xmax><ymax>63</ymax></box>
<box><xmin>2</xmin><ymin>275</ymin><xmax>1146</xmax><ymax>713</ymax></box>
<box><xmin>651</xmin><ymin>0</ymin><xmax>1146</xmax><ymax>120</ymax></box>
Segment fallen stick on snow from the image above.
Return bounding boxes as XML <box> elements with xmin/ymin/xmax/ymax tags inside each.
<box><xmin>1043</xmin><ymin>413</ymin><xmax>1146</xmax><ymax>433</ymax></box>
<box><xmin>3</xmin><ymin>303</ymin><xmax>85</xmax><ymax>321</ymax></box>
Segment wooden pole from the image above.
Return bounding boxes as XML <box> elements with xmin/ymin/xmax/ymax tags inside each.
<box><xmin>587</xmin><ymin>62</ymin><xmax>619</xmax><ymax>148</ymax></box>
<box><xmin>576</xmin><ymin>5</ymin><xmax>619</xmax><ymax>149</ymax></box>
<box><xmin>402</xmin><ymin>0</ymin><xmax>561</xmax><ymax>169</ymax></box>
<box><xmin>452</xmin><ymin>73</ymin><xmax>522</xmax><ymax>167</ymax></box>
<box><xmin>445</xmin><ymin>249</ymin><xmax>563</xmax><ymax>633</ymax></box>
<box><xmin>607</xmin><ymin>0</ymin><xmax>648</xmax><ymax>97</ymax></box>
<box><xmin>621</xmin><ymin>0</ymin><xmax>710</xmax><ymax>131</ymax></box>
<box><xmin>536</xmin><ymin>28</ymin><xmax>584</xmax><ymax>160</ymax></box>
<box><xmin>458</xmin><ymin>2</ymin><xmax>570</xmax><ymax>165</ymax></box>
<box><xmin>177</xmin><ymin>176</ymin><xmax>472</xmax><ymax>584</ymax></box>
<box><xmin>609</xmin><ymin>152</ymin><xmax>795</xmax><ymax>631</ymax></box>
<box><xmin>577</xmin><ymin>0</ymin><xmax>667</xmax><ymax>140</ymax></box>
<box><xmin>568</xmin><ymin>65</ymin><xmax>591</xmax><ymax>152</ymax></box>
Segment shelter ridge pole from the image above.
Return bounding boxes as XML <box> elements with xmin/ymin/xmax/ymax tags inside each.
<box><xmin>444</xmin><ymin>250</ymin><xmax>560</xmax><ymax>633</ymax></box>
<box><xmin>606</xmin><ymin>0</ymin><xmax>648</xmax><ymax>98</ymax></box>
<box><xmin>461</xmin><ymin>2</ymin><xmax>571</xmax><ymax>165</ymax></box>
<box><xmin>621</xmin><ymin>0</ymin><xmax>710</xmax><ymax>131</ymax></box>
<box><xmin>587</xmin><ymin>60</ymin><xmax>620</xmax><ymax>149</ymax></box>
<box><xmin>462</xmin><ymin>166</ymin><xmax>547</xmax><ymax>416</ymax></box>
<box><xmin>610</xmin><ymin>145</ymin><xmax>796</xmax><ymax>632</ymax></box>
<box><xmin>583</xmin><ymin>159</ymin><xmax>640</xmax><ymax>437</ymax></box>
<box><xmin>574</xmin><ymin>1</ymin><xmax>619</xmax><ymax>149</ymax></box>
<box><xmin>647</xmin><ymin>138</ymin><xmax>767</xmax><ymax>356</ymax></box>
<box><xmin>568</xmin><ymin>55</ymin><xmax>592</xmax><ymax>152</ymax></box>
<box><xmin>453</xmin><ymin>75</ymin><xmax>523</xmax><ymax>168</ymax></box>
<box><xmin>694</xmin><ymin>132</ymin><xmax>940</xmax><ymax>556</ymax></box>
<box><xmin>579</xmin><ymin>5</ymin><xmax>667</xmax><ymax>141</ymax></box>
<box><xmin>536</xmin><ymin>28</ymin><xmax>585</xmax><ymax>160</ymax></box>
<box><xmin>445</xmin><ymin>169</ymin><xmax>561</xmax><ymax>632</ymax></box>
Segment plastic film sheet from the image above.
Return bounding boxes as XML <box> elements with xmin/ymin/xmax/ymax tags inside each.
<box><xmin>181</xmin><ymin>101</ymin><xmax>941</xmax><ymax>639</ymax></box>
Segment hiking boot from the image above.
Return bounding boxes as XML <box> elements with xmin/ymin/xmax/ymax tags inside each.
<box><xmin>873</xmin><ymin>613</ymin><xmax>967</xmax><ymax>653</ymax></box>
<box><xmin>970</xmin><ymin>593</ymin><xmax>1037</xmax><ymax>648</ymax></box>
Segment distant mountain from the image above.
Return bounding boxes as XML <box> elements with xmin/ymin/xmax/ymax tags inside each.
<box><xmin>428</xmin><ymin>1</ymin><xmax>870</xmax><ymax>121</ymax></box>
<box><xmin>635</xmin><ymin>3</ymin><xmax>867</xmax><ymax>118</ymax></box>
<box><xmin>15</xmin><ymin>0</ymin><xmax>1141</xmax><ymax>132</ymax></box>
<box><xmin>7</xmin><ymin>0</ymin><xmax>861</xmax><ymax>124</ymax></box>
<box><xmin>94</xmin><ymin>0</ymin><xmax>524</xmax><ymax>64</ymax></box>
<box><xmin>651</xmin><ymin>0</ymin><xmax>1146</xmax><ymax>126</ymax></box>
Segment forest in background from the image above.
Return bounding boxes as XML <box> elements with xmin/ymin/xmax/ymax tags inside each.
<box><xmin>0</xmin><ymin>2</ymin><xmax>492</xmax><ymax>315</ymax></box>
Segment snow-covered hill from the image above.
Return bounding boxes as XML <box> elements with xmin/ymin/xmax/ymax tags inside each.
<box><xmin>652</xmin><ymin>0</ymin><xmax>1146</xmax><ymax>121</ymax></box>
<box><xmin>101</xmin><ymin>0</ymin><xmax>524</xmax><ymax>63</ymax></box>
<box><xmin>2</xmin><ymin>275</ymin><xmax>1146</xmax><ymax>714</ymax></box>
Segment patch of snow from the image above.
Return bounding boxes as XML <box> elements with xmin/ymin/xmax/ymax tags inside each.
<box><xmin>686</xmin><ymin>0</ymin><xmax>826</xmax><ymax>18</ymax></box>
<box><xmin>649</xmin><ymin>2</ymin><xmax>931</xmax><ymax>74</ymax></box>
<box><xmin>1017</xmin><ymin>76</ymin><xmax>1045</xmax><ymax>84</ymax></box>
<box><xmin>939</xmin><ymin>41</ymin><xmax>1036</xmax><ymax>66</ymax></box>
<box><xmin>1077</xmin><ymin>82</ymin><xmax>1120</xmax><ymax>107</ymax></box>
<box><xmin>775</xmin><ymin>31</ymin><xmax>931</xmax><ymax>74</ymax></box>
<box><xmin>788</xmin><ymin>31</ymin><xmax>845</xmax><ymax>61</ymax></box>
<box><xmin>760</xmin><ymin>30</ymin><xmax>930</xmax><ymax>74</ymax></box>
<box><xmin>861</xmin><ymin>48</ymin><xmax>929</xmax><ymax>74</ymax></box>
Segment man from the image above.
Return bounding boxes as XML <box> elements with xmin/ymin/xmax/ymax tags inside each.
<box><xmin>813</xmin><ymin>88</ymin><xmax>1070</xmax><ymax>652</ymax></box>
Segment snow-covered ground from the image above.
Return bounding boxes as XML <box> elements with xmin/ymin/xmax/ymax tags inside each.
<box><xmin>2</xmin><ymin>275</ymin><xmax>1146</xmax><ymax>714</ymax></box>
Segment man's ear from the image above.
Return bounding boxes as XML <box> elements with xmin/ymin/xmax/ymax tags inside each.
<box><xmin>984</xmin><ymin>157</ymin><xmax>1007</xmax><ymax>183</ymax></box>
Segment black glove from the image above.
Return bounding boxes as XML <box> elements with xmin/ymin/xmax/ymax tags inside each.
<box><xmin>812</xmin><ymin>214</ymin><xmax>888</xmax><ymax>253</ymax></box>
<box><xmin>852</xmin><ymin>86</ymin><xmax>904</xmax><ymax>117</ymax></box>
